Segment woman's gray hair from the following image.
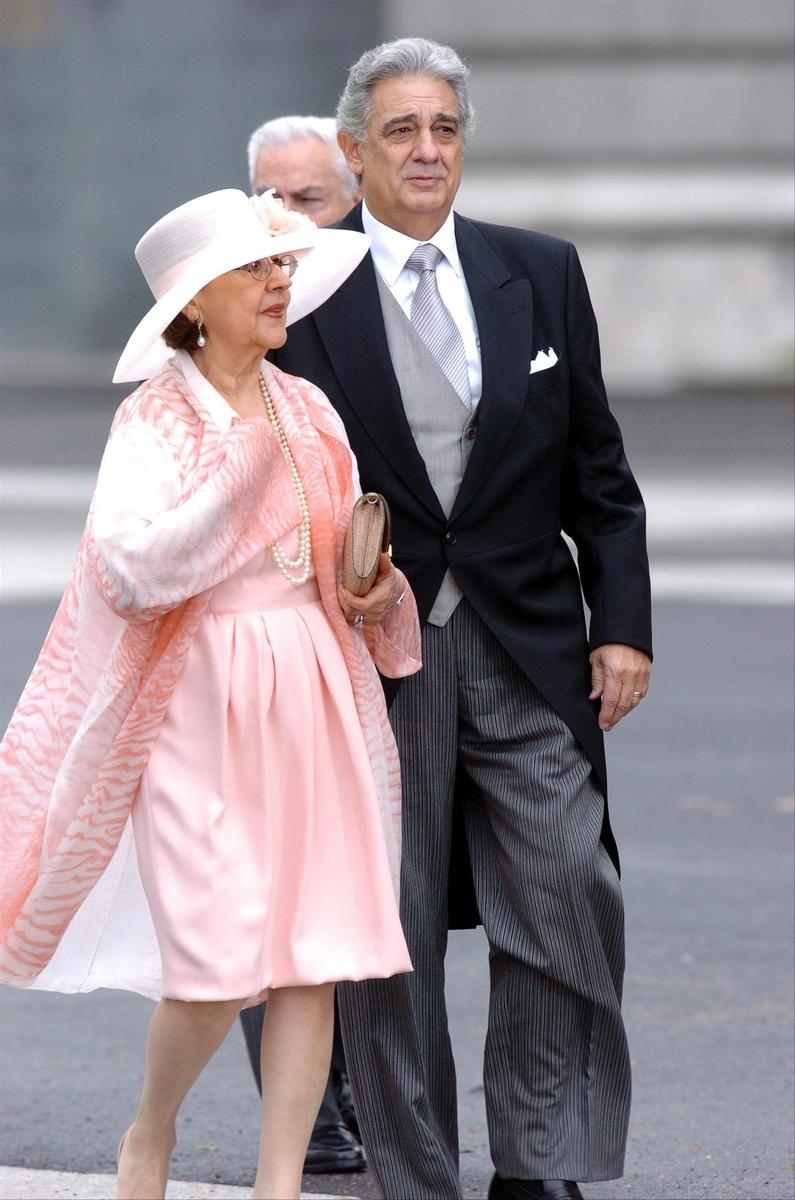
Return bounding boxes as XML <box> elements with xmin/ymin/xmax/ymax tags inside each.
<box><xmin>336</xmin><ymin>37</ymin><xmax>474</xmax><ymax>144</ymax></box>
<box><xmin>246</xmin><ymin>115</ymin><xmax>358</xmax><ymax>197</ymax></box>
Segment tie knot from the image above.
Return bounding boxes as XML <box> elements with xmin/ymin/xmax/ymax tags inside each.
<box><xmin>406</xmin><ymin>243</ymin><xmax>443</xmax><ymax>273</ymax></box>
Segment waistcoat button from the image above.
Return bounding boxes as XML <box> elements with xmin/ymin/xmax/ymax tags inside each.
<box><xmin>465</xmin><ymin>425</ymin><xmax>477</xmax><ymax>440</ymax></box>
<box><xmin>444</xmin><ymin>531</ymin><xmax>457</xmax><ymax>545</ymax></box>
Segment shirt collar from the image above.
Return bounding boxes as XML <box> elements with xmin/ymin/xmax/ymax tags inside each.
<box><xmin>361</xmin><ymin>200</ymin><xmax>462</xmax><ymax>285</ymax></box>
<box><xmin>175</xmin><ymin>349</ymin><xmax>236</xmax><ymax>432</ymax></box>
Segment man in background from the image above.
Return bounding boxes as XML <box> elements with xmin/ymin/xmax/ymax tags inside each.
<box><xmin>247</xmin><ymin>114</ymin><xmax>360</xmax><ymax>227</ymax></box>
<box><xmin>239</xmin><ymin>112</ymin><xmax>364</xmax><ymax>1178</ymax></box>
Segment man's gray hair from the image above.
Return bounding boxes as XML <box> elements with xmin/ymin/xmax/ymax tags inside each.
<box><xmin>246</xmin><ymin>115</ymin><xmax>358</xmax><ymax>196</ymax></box>
<box><xmin>336</xmin><ymin>37</ymin><xmax>474</xmax><ymax>144</ymax></box>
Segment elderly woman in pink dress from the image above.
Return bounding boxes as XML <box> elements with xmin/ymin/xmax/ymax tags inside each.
<box><xmin>0</xmin><ymin>189</ymin><xmax>420</xmax><ymax>1200</ymax></box>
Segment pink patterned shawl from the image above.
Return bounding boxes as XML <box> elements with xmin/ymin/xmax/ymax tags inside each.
<box><xmin>0</xmin><ymin>360</ymin><xmax>420</xmax><ymax>986</ymax></box>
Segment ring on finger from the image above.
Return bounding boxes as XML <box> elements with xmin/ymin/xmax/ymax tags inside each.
<box><xmin>353</xmin><ymin>613</ymin><xmax>365</xmax><ymax>629</ymax></box>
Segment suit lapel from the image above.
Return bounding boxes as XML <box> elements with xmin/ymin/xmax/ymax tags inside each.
<box><xmin>311</xmin><ymin>207</ymin><xmax>445</xmax><ymax>521</ymax></box>
<box><xmin>450</xmin><ymin>215</ymin><xmax>534</xmax><ymax>522</ymax></box>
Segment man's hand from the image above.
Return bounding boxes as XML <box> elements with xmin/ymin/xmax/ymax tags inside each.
<box><xmin>589</xmin><ymin>643</ymin><xmax>651</xmax><ymax>732</ymax></box>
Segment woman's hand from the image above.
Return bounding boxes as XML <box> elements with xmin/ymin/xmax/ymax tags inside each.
<box><xmin>338</xmin><ymin>553</ymin><xmax>406</xmax><ymax>628</ymax></box>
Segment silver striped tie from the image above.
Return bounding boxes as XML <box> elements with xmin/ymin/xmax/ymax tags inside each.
<box><xmin>407</xmin><ymin>243</ymin><xmax>471</xmax><ymax>408</ymax></box>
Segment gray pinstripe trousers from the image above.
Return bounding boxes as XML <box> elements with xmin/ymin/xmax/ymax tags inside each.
<box><xmin>337</xmin><ymin>601</ymin><xmax>630</xmax><ymax>1198</ymax></box>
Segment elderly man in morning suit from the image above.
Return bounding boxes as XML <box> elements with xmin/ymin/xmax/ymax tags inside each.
<box><xmin>248</xmin><ymin>114</ymin><xmax>361</xmax><ymax>228</ymax></box>
<box><xmin>273</xmin><ymin>38</ymin><xmax>652</xmax><ymax>1200</ymax></box>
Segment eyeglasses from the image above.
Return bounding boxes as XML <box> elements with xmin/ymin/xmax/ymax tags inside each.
<box><xmin>239</xmin><ymin>255</ymin><xmax>299</xmax><ymax>282</ymax></box>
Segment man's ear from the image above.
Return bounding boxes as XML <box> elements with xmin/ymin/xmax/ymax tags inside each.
<box><xmin>337</xmin><ymin>130</ymin><xmax>363</xmax><ymax>178</ymax></box>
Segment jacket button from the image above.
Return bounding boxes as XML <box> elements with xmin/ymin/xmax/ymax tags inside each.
<box><xmin>465</xmin><ymin>425</ymin><xmax>477</xmax><ymax>440</ymax></box>
<box><xmin>444</xmin><ymin>531</ymin><xmax>457</xmax><ymax>545</ymax></box>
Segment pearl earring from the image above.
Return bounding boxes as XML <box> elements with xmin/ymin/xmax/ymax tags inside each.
<box><xmin>196</xmin><ymin>318</ymin><xmax>206</xmax><ymax>348</ymax></box>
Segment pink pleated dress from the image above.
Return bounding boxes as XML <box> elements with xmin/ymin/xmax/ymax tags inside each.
<box><xmin>131</xmin><ymin>528</ymin><xmax>413</xmax><ymax>1002</ymax></box>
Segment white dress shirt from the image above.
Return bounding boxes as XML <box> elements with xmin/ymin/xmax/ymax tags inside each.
<box><xmin>361</xmin><ymin>201</ymin><xmax>482</xmax><ymax>408</ymax></box>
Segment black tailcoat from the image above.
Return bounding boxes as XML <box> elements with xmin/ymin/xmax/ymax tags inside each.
<box><xmin>272</xmin><ymin>204</ymin><xmax>652</xmax><ymax>926</ymax></box>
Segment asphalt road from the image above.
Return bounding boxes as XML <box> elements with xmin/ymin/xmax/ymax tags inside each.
<box><xmin>0</xmin><ymin>387</ymin><xmax>793</xmax><ymax>1200</ymax></box>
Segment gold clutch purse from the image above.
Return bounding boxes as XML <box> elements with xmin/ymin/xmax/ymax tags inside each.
<box><xmin>342</xmin><ymin>492</ymin><xmax>392</xmax><ymax>596</ymax></box>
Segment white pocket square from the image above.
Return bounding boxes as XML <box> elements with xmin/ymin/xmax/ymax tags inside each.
<box><xmin>529</xmin><ymin>346</ymin><xmax>558</xmax><ymax>374</ymax></box>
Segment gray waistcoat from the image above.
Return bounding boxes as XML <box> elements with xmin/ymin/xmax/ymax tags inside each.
<box><xmin>375</xmin><ymin>274</ymin><xmax>477</xmax><ymax>626</ymax></box>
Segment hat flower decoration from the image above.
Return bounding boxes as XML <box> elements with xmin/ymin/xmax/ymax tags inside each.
<box><xmin>250</xmin><ymin>188</ymin><xmax>315</xmax><ymax>239</ymax></box>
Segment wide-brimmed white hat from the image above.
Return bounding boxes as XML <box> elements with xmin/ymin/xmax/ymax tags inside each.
<box><xmin>113</xmin><ymin>188</ymin><xmax>369</xmax><ymax>383</ymax></box>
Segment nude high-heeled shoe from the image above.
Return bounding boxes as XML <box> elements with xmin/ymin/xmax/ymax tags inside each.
<box><xmin>116</xmin><ymin>1126</ymin><xmax>170</xmax><ymax>1200</ymax></box>
<box><xmin>116</xmin><ymin>1130</ymin><xmax>128</xmax><ymax>1167</ymax></box>
<box><xmin>115</xmin><ymin>1129</ymin><xmax>129</xmax><ymax>1200</ymax></box>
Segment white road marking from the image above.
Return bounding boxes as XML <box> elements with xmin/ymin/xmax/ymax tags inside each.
<box><xmin>0</xmin><ymin>1165</ymin><xmax>349</xmax><ymax>1199</ymax></box>
<box><xmin>641</xmin><ymin>479</ymin><xmax>794</xmax><ymax>541</ymax></box>
<box><xmin>1</xmin><ymin>530</ymin><xmax>81</xmax><ymax>600</ymax></box>
<box><xmin>1</xmin><ymin>468</ymin><xmax>97</xmax><ymax>508</ymax></box>
<box><xmin>650</xmin><ymin>558</ymin><xmax>794</xmax><ymax>604</ymax></box>
<box><xmin>3</xmin><ymin>470</ymin><xmax>793</xmax><ymax>532</ymax></box>
<box><xmin>1</xmin><ymin>470</ymin><xmax>793</xmax><ymax>604</ymax></box>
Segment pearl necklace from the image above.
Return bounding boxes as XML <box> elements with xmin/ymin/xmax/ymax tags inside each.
<box><xmin>258</xmin><ymin>373</ymin><xmax>312</xmax><ymax>585</ymax></box>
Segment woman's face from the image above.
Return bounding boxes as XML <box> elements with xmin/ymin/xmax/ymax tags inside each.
<box><xmin>189</xmin><ymin>255</ymin><xmax>294</xmax><ymax>357</ymax></box>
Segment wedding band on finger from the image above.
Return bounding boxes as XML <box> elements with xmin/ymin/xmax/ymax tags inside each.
<box><xmin>353</xmin><ymin>613</ymin><xmax>365</xmax><ymax>629</ymax></box>
<box><xmin>633</xmin><ymin>690</ymin><xmax>645</xmax><ymax>699</ymax></box>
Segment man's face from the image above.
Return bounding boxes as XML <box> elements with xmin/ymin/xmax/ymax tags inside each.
<box><xmin>252</xmin><ymin>137</ymin><xmax>357</xmax><ymax>228</ymax></box>
<box><xmin>339</xmin><ymin>75</ymin><xmax>464</xmax><ymax>239</ymax></box>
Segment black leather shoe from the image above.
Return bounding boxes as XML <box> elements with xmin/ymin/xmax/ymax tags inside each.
<box><xmin>303</xmin><ymin>1119</ymin><xmax>366</xmax><ymax>1174</ymax></box>
<box><xmin>331</xmin><ymin>1066</ymin><xmax>360</xmax><ymax>1140</ymax></box>
<box><xmin>488</xmin><ymin>1175</ymin><xmax>584</xmax><ymax>1200</ymax></box>
<box><xmin>303</xmin><ymin>1071</ymin><xmax>365</xmax><ymax>1174</ymax></box>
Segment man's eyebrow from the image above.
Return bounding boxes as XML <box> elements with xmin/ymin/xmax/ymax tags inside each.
<box><xmin>291</xmin><ymin>186</ymin><xmax>325</xmax><ymax>199</ymax></box>
<box><xmin>381</xmin><ymin>111</ymin><xmax>460</xmax><ymax>134</ymax></box>
<box><xmin>382</xmin><ymin>112</ymin><xmax>420</xmax><ymax>134</ymax></box>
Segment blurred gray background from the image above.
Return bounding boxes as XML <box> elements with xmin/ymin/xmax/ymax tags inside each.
<box><xmin>0</xmin><ymin>0</ymin><xmax>793</xmax><ymax>392</ymax></box>
<box><xmin>1</xmin><ymin>4</ymin><xmax>793</xmax><ymax>1200</ymax></box>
